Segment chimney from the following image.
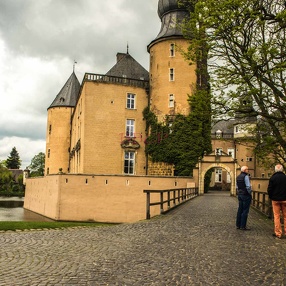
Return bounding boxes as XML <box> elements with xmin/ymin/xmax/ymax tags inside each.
<box><xmin>116</xmin><ymin>53</ymin><xmax>126</xmax><ymax>62</ymax></box>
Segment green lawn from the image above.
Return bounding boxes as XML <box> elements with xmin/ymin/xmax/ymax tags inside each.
<box><xmin>0</xmin><ymin>221</ymin><xmax>115</xmax><ymax>231</ymax></box>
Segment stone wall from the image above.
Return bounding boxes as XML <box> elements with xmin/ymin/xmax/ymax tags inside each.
<box><xmin>24</xmin><ymin>174</ymin><xmax>195</xmax><ymax>223</ymax></box>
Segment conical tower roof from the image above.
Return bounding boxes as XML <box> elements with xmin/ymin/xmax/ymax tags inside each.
<box><xmin>48</xmin><ymin>72</ymin><xmax>80</xmax><ymax>109</ymax></box>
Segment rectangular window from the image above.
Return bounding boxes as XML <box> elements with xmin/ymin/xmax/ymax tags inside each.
<box><xmin>169</xmin><ymin>68</ymin><xmax>174</xmax><ymax>81</ymax></box>
<box><xmin>126</xmin><ymin>93</ymin><xmax>136</xmax><ymax>109</ymax></box>
<box><xmin>126</xmin><ymin>119</ymin><xmax>135</xmax><ymax>137</ymax></box>
<box><xmin>48</xmin><ymin>149</ymin><xmax>50</xmax><ymax>158</ymax></box>
<box><xmin>168</xmin><ymin>94</ymin><xmax>174</xmax><ymax>107</ymax></box>
<box><xmin>215</xmin><ymin>168</ymin><xmax>222</xmax><ymax>183</ymax></box>
<box><xmin>228</xmin><ymin>148</ymin><xmax>235</xmax><ymax>158</ymax></box>
<box><xmin>246</xmin><ymin>157</ymin><xmax>253</xmax><ymax>162</ymax></box>
<box><xmin>170</xmin><ymin>43</ymin><xmax>175</xmax><ymax>57</ymax></box>
<box><xmin>216</xmin><ymin>148</ymin><xmax>222</xmax><ymax>155</ymax></box>
<box><xmin>124</xmin><ymin>152</ymin><xmax>135</xmax><ymax>174</ymax></box>
<box><xmin>227</xmin><ymin>172</ymin><xmax>231</xmax><ymax>183</ymax></box>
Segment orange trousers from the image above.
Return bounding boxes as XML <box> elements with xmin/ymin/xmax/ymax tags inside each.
<box><xmin>272</xmin><ymin>200</ymin><xmax>286</xmax><ymax>238</ymax></box>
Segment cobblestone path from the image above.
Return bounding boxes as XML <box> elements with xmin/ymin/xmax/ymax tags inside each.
<box><xmin>0</xmin><ymin>191</ymin><xmax>285</xmax><ymax>286</ymax></box>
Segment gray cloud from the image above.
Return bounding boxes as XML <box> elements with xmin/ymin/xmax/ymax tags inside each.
<box><xmin>0</xmin><ymin>0</ymin><xmax>161</xmax><ymax>166</ymax></box>
<box><xmin>0</xmin><ymin>0</ymin><xmax>159</xmax><ymax>70</ymax></box>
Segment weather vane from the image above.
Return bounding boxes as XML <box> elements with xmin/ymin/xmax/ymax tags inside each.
<box><xmin>73</xmin><ymin>60</ymin><xmax>77</xmax><ymax>72</ymax></box>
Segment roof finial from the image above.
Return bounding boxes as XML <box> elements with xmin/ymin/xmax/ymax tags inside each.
<box><xmin>127</xmin><ymin>42</ymin><xmax>129</xmax><ymax>54</ymax></box>
<box><xmin>73</xmin><ymin>60</ymin><xmax>77</xmax><ymax>72</ymax></box>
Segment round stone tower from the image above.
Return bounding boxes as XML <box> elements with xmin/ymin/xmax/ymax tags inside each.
<box><xmin>45</xmin><ymin>72</ymin><xmax>80</xmax><ymax>175</ymax></box>
<box><xmin>147</xmin><ymin>0</ymin><xmax>196</xmax><ymax>122</ymax></box>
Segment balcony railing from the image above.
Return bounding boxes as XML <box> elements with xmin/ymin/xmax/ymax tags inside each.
<box><xmin>84</xmin><ymin>73</ymin><xmax>149</xmax><ymax>89</ymax></box>
<box><xmin>211</xmin><ymin>133</ymin><xmax>234</xmax><ymax>139</ymax></box>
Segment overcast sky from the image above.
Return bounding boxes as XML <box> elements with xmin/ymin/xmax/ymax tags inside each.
<box><xmin>0</xmin><ymin>0</ymin><xmax>160</xmax><ymax>168</ymax></box>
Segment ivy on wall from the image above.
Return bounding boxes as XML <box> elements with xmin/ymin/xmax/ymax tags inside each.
<box><xmin>143</xmin><ymin>89</ymin><xmax>212</xmax><ymax>177</ymax></box>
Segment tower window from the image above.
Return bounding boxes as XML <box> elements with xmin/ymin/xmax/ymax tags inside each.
<box><xmin>49</xmin><ymin>125</ymin><xmax>52</xmax><ymax>134</ymax></box>
<box><xmin>124</xmin><ymin>151</ymin><xmax>135</xmax><ymax>175</ymax></box>
<box><xmin>126</xmin><ymin>119</ymin><xmax>135</xmax><ymax>137</ymax></box>
<box><xmin>169</xmin><ymin>68</ymin><xmax>175</xmax><ymax>81</ymax></box>
<box><xmin>47</xmin><ymin>149</ymin><xmax>50</xmax><ymax>158</ymax></box>
<box><xmin>169</xmin><ymin>94</ymin><xmax>174</xmax><ymax>107</ymax></box>
<box><xmin>170</xmin><ymin>43</ymin><xmax>175</xmax><ymax>57</ymax></box>
<box><xmin>126</xmin><ymin>93</ymin><xmax>136</xmax><ymax>109</ymax></box>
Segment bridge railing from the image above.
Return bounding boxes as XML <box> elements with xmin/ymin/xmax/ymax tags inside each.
<box><xmin>251</xmin><ymin>190</ymin><xmax>272</xmax><ymax>218</ymax></box>
<box><xmin>143</xmin><ymin>187</ymin><xmax>199</xmax><ymax>220</ymax></box>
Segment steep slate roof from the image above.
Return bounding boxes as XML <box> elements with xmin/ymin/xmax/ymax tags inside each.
<box><xmin>48</xmin><ymin>72</ymin><xmax>80</xmax><ymax>109</ymax></box>
<box><xmin>105</xmin><ymin>53</ymin><xmax>149</xmax><ymax>81</ymax></box>
<box><xmin>211</xmin><ymin>120</ymin><xmax>237</xmax><ymax>134</ymax></box>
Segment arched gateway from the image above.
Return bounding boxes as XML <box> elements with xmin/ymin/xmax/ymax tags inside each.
<box><xmin>193</xmin><ymin>151</ymin><xmax>239</xmax><ymax>196</ymax></box>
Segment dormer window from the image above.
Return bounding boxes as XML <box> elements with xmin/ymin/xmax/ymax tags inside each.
<box><xmin>60</xmin><ymin>97</ymin><xmax>65</xmax><ymax>102</ymax></box>
<box><xmin>216</xmin><ymin>130</ymin><xmax>222</xmax><ymax>138</ymax></box>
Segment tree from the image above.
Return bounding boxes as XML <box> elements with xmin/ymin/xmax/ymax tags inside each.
<box><xmin>179</xmin><ymin>0</ymin><xmax>286</xmax><ymax>167</ymax></box>
<box><xmin>0</xmin><ymin>162</ymin><xmax>13</xmax><ymax>193</ymax></box>
<box><xmin>28</xmin><ymin>152</ymin><xmax>45</xmax><ymax>177</ymax></box>
<box><xmin>6</xmin><ymin>147</ymin><xmax>21</xmax><ymax>169</ymax></box>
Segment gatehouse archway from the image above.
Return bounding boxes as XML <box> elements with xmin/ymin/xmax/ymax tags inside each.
<box><xmin>194</xmin><ymin>151</ymin><xmax>239</xmax><ymax>196</ymax></box>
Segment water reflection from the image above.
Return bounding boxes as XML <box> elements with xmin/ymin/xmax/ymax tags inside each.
<box><xmin>0</xmin><ymin>197</ymin><xmax>53</xmax><ymax>222</ymax></box>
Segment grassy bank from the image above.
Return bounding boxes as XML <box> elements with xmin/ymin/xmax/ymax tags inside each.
<box><xmin>0</xmin><ymin>221</ymin><xmax>115</xmax><ymax>231</ymax></box>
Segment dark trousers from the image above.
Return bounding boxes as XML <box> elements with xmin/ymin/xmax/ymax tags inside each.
<box><xmin>236</xmin><ymin>194</ymin><xmax>252</xmax><ymax>228</ymax></box>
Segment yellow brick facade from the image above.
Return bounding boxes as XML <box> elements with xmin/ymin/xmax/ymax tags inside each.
<box><xmin>45</xmin><ymin>107</ymin><xmax>73</xmax><ymax>175</ymax></box>
<box><xmin>69</xmin><ymin>80</ymin><xmax>149</xmax><ymax>175</ymax></box>
<box><xmin>148</xmin><ymin>39</ymin><xmax>196</xmax><ymax>122</ymax></box>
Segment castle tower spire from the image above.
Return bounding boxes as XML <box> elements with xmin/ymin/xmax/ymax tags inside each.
<box><xmin>45</xmin><ymin>72</ymin><xmax>81</xmax><ymax>175</ymax></box>
<box><xmin>148</xmin><ymin>0</ymin><xmax>190</xmax><ymax>51</ymax></box>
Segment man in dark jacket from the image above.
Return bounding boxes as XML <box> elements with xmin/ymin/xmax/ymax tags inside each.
<box><xmin>267</xmin><ymin>164</ymin><xmax>286</xmax><ymax>239</ymax></box>
<box><xmin>236</xmin><ymin>166</ymin><xmax>252</xmax><ymax>230</ymax></box>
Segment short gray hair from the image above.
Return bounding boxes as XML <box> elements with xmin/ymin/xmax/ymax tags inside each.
<box><xmin>275</xmin><ymin>164</ymin><xmax>283</xmax><ymax>172</ymax></box>
<box><xmin>241</xmin><ymin>166</ymin><xmax>248</xmax><ymax>172</ymax></box>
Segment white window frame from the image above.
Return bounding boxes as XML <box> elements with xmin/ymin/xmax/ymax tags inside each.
<box><xmin>228</xmin><ymin>148</ymin><xmax>235</xmax><ymax>158</ymax></box>
<box><xmin>168</xmin><ymin>94</ymin><xmax>174</xmax><ymax>107</ymax></box>
<box><xmin>126</xmin><ymin>119</ymin><xmax>135</xmax><ymax>137</ymax></box>
<box><xmin>215</xmin><ymin>168</ymin><xmax>222</xmax><ymax>183</ymax></box>
<box><xmin>126</xmin><ymin>93</ymin><xmax>136</xmax><ymax>109</ymax></box>
<box><xmin>124</xmin><ymin>151</ymin><xmax>135</xmax><ymax>175</ymax></box>
<box><xmin>227</xmin><ymin>172</ymin><xmax>231</xmax><ymax>183</ymax></box>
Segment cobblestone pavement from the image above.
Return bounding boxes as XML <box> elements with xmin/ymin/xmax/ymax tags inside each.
<box><xmin>0</xmin><ymin>191</ymin><xmax>286</xmax><ymax>286</ymax></box>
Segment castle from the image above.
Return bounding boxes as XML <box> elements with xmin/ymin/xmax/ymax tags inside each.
<box><xmin>24</xmin><ymin>0</ymin><xmax>271</xmax><ymax>223</ymax></box>
<box><xmin>45</xmin><ymin>0</ymin><xmax>196</xmax><ymax>178</ymax></box>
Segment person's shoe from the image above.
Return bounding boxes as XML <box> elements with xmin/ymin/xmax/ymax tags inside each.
<box><xmin>240</xmin><ymin>227</ymin><xmax>251</xmax><ymax>230</ymax></box>
<box><xmin>236</xmin><ymin>227</ymin><xmax>240</xmax><ymax>229</ymax></box>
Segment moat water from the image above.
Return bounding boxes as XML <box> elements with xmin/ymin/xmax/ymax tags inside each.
<box><xmin>0</xmin><ymin>197</ymin><xmax>53</xmax><ymax>221</ymax></box>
